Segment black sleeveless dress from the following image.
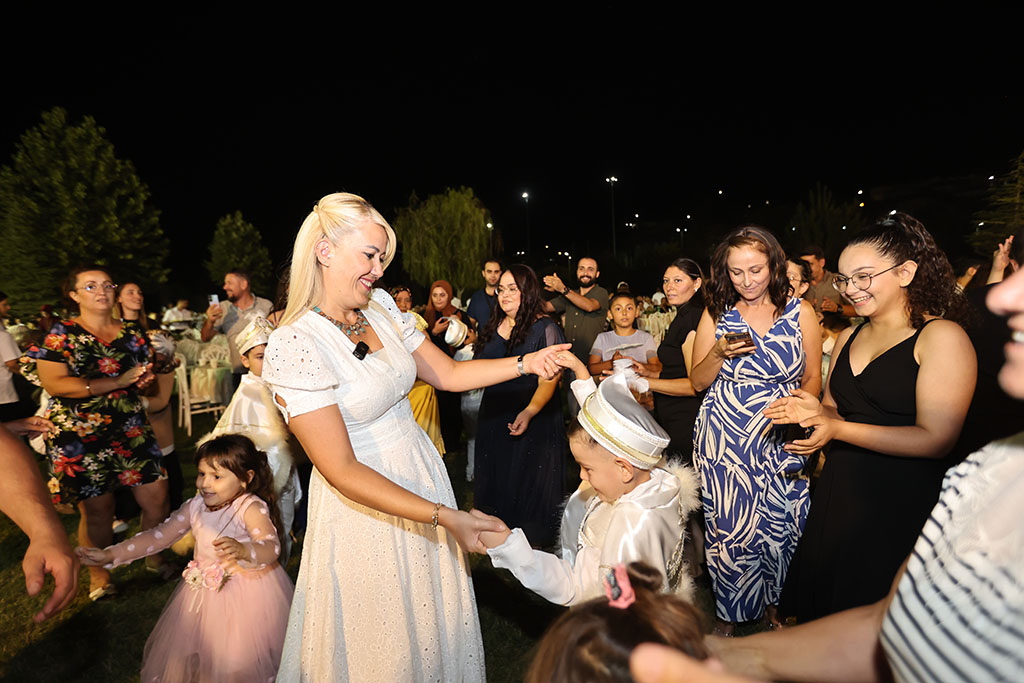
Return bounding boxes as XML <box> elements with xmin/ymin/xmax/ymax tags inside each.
<box><xmin>780</xmin><ymin>321</ymin><xmax>951</xmax><ymax>622</ymax></box>
<box><xmin>653</xmin><ymin>301</ymin><xmax>704</xmax><ymax>464</ymax></box>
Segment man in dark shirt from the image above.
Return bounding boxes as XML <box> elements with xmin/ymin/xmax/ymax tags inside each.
<box><xmin>466</xmin><ymin>258</ymin><xmax>502</xmax><ymax>332</ymax></box>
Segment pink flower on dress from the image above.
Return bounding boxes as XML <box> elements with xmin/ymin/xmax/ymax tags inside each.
<box><xmin>202</xmin><ymin>564</ymin><xmax>226</xmax><ymax>590</ymax></box>
<box><xmin>118</xmin><ymin>469</ymin><xmax>142</xmax><ymax>486</ymax></box>
<box><xmin>98</xmin><ymin>357</ymin><xmax>121</xmax><ymax>375</ymax></box>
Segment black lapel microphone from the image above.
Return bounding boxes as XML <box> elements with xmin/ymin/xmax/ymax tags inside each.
<box><xmin>353</xmin><ymin>341</ymin><xmax>370</xmax><ymax>360</ymax></box>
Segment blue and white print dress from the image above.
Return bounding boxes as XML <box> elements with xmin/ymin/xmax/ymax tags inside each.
<box><xmin>692</xmin><ymin>297</ymin><xmax>810</xmax><ymax>622</ymax></box>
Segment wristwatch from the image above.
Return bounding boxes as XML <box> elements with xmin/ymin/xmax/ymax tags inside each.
<box><xmin>562</xmin><ymin>286</ymin><xmax>570</xmax><ymax>295</ymax></box>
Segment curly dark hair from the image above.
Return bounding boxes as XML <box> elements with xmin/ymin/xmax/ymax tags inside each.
<box><xmin>195</xmin><ymin>434</ymin><xmax>285</xmax><ymax>542</ymax></box>
<box><xmin>525</xmin><ymin>562</ymin><xmax>708</xmax><ymax>683</ymax></box>
<box><xmin>846</xmin><ymin>212</ymin><xmax>966</xmax><ymax>328</ymax></box>
<box><xmin>473</xmin><ymin>264</ymin><xmax>552</xmax><ymax>354</ymax></box>
<box><xmin>705</xmin><ymin>225</ymin><xmax>790</xmax><ymax>321</ymax></box>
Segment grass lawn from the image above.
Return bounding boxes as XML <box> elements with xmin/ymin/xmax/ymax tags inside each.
<box><xmin>1</xmin><ymin>409</ymin><xmax>763</xmax><ymax>682</ymax></box>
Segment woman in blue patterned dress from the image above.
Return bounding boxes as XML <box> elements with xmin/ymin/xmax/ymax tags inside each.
<box><xmin>690</xmin><ymin>226</ymin><xmax>821</xmax><ymax>635</ymax></box>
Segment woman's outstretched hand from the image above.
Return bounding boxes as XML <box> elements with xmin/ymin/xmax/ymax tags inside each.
<box><xmin>439</xmin><ymin>507</ymin><xmax>509</xmax><ymax>554</ymax></box>
<box><xmin>523</xmin><ymin>343</ymin><xmax>573</xmax><ymax>379</ymax></box>
<box><xmin>763</xmin><ymin>388</ymin><xmax>822</xmax><ymax>425</ymax></box>
<box><xmin>782</xmin><ymin>414</ymin><xmax>837</xmax><ymax>454</ymax></box>
<box><xmin>470</xmin><ymin>509</ymin><xmax>513</xmax><ymax>549</ymax></box>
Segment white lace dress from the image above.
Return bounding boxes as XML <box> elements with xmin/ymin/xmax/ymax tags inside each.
<box><xmin>263</xmin><ymin>290</ymin><xmax>485</xmax><ymax>682</ymax></box>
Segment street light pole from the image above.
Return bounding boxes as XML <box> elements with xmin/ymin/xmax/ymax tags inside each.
<box><xmin>522</xmin><ymin>191</ymin><xmax>530</xmax><ymax>255</ymax></box>
<box><xmin>605</xmin><ymin>176</ymin><xmax>617</xmax><ymax>257</ymax></box>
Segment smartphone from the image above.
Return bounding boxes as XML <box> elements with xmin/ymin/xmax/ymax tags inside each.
<box><xmin>724</xmin><ymin>331</ymin><xmax>753</xmax><ymax>346</ymax></box>
<box><xmin>208</xmin><ymin>294</ymin><xmax>220</xmax><ymax>306</ymax></box>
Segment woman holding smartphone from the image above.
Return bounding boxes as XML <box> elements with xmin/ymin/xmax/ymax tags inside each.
<box><xmin>690</xmin><ymin>226</ymin><xmax>821</xmax><ymax>635</ymax></box>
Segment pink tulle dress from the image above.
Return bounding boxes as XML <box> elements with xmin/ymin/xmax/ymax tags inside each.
<box><xmin>102</xmin><ymin>493</ymin><xmax>294</xmax><ymax>682</ymax></box>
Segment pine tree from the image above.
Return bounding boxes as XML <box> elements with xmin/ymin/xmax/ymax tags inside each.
<box><xmin>392</xmin><ymin>187</ymin><xmax>492</xmax><ymax>298</ymax></box>
<box><xmin>788</xmin><ymin>183</ymin><xmax>863</xmax><ymax>261</ymax></box>
<box><xmin>204</xmin><ymin>211</ymin><xmax>274</xmax><ymax>296</ymax></box>
<box><xmin>970</xmin><ymin>150</ymin><xmax>1024</xmax><ymax>253</ymax></box>
<box><xmin>0</xmin><ymin>108</ymin><xmax>168</xmax><ymax>318</ymax></box>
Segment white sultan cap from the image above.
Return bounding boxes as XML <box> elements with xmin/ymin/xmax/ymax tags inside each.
<box><xmin>577</xmin><ymin>372</ymin><xmax>670</xmax><ymax>469</ymax></box>
<box><xmin>235</xmin><ymin>316</ymin><xmax>274</xmax><ymax>356</ymax></box>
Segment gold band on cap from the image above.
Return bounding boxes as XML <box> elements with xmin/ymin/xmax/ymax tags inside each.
<box><xmin>580</xmin><ymin>392</ymin><xmax>661</xmax><ymax>466</ymax></box>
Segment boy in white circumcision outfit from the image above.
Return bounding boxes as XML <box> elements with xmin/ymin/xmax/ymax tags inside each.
<box><xmin>480</xmin><ymin>352</ymin><xmax>700</xmax><ymax>605</ymax></box>
<box><xmin>198</xmin><ymin>317</ymin><xmax>301</xmax><ymax>563</ymax></box>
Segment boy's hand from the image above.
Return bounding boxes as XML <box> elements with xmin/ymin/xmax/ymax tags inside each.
<box><xmin>470</xmin><ymin>510</ymin><xmax>512</xmax><ymax>549</ymax></box>
<box><xmin>554</xmin><ymin>351</ymin><xmax>589</xmax><ymax>381</ymax></box>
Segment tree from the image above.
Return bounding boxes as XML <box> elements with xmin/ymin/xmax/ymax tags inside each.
<box><xmin>788</xmin><ymin>183</ymin><xmax>863</xmax><ymax>261</ymax></box>
<box><xmin>392</xmin><ymin>187</ymin><xmax>493</xmax><ymax>297</ymax></box>
<box><xmin>204</xmin><ymin>211</ymin><xmax>274</xmax><ymax>296</ymax></box>
<box><xmin>0</xmin><ymin>108</ymin><xmax>168</xmax><ymax>318</ymax></box>
<box><xmin>970</xmin><ymin>149</ymin><xmax>1024</xmax><ymax>253</ymax></box>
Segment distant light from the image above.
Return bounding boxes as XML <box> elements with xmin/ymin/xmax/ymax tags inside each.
<box><xmin>765</xmin><ymin>200</ymin><xmax>770</xmax><ymax>205</ymax></box>
<box><xmin>675</xmin><ymin>228</ymin><xmax>681</xmax><ymax>233</ymax></box>
<box><xmin>857</xmin><ymin>189</ymin><xmax>863</xmax><ymax>195</ymax></box>
<box><xmin>686</xmin><ymin>214</ymin><xmax>691</xmax><ymax>219</ymax></box>
<box><xmin>747</xmin><ymin>204</ymin><xmax>751</xmax><ymax>209</ymax></box>
<box><xmin>522</xmin><ymin>192</ymin><xmax>529</xmax><ymax>199</ymax></box>
<box><xmin>486</xmin><ymin>222</ymin><xmax>493</xmax><ymax>229</ymax></box>
<box><xmin>989</xmin><ymin>175</ymin><xmax>995</xmax><ymax>180</ymax></box>
<box><xmin>859</xmin><ymin>202</ymin><xmax>865</xmax><ymax>207</ymax></box>
<box><xmin>718</xmin><ymin>190</ymin><xmax>723</xmax><ymax>195</ymax></box>
<box><xmin>889</xmin><ymin>209</ymin><xmax>897</xmax><ymax>215</ymax></box>
<box><xmin>792</xmin><ymin>226</ymin><xmax>797</xmax><ymax>231</ymax></box>
<box><xmin>606</xmin><ymin>176</ymin><xmax>618</xmax><ymax>183</ymax></box>
<box><xmin>979</xmin><ymin>222</ymin><xmax>985</xmax><ymax>226</ymax></box>
<box><xmin>684</xmin><ymin>228</ymin><xmax>688</xmax><ymax>233</ymax></box>
<box><xmin>842</xmin><ymin>225</ymin><xmax>847</xmax><ymax>230</ymax></box>
<box><xmin>634</xmin><ymin>213</ymin><xmax>639</xmax><ymax>218</ymax></box>
<box><xmin>545</xmin><ymin>244</ymin><xmax>549</xmax><ymax>249</ymax></box>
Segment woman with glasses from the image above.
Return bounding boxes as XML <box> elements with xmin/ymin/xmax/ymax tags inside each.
<box><xmin>25</xmin><ymin>266</ymin><xmax>169</xmax><ymax>600</ymax></box>
<box><xmin>766</xmin><ymin>212</ymin><xmax>976</xmax><ymax>623</ymax></box>
<box><xmin>473</xmin><ymin>264</ymin><xmax>567</xmax><ymax>547</ymax></box>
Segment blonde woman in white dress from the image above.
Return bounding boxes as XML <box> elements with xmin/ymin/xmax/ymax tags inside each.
<box><xmin>262</xmin><ymin>192</ymin><xmax>568</xmax><ymax>682</ymax></box>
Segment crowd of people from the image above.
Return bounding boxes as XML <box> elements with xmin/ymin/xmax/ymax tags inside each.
<box><xmin>1</xmin><ymin>193</ymin><xmax>1022</xmax><ymax>682</ymax></box>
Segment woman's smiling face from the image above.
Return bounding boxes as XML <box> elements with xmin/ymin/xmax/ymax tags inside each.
<box><xmin>497</xmin><ymin>271</ymin><xmax>521</xmax><ymax>319</ymax></box>
<box><xmin>322</xmin><ymin>221</ymin><xmax>387</xmax><ymax>311</ymax></box>
<box><xmin>727</xmin><ymin>246</ymin><xmax>771</xmax><ymax>303</ymax></box>
<box><xmin>836</xmin><ymin>244</ymin><xmax>907</xmax><ymax>317</ymax></box>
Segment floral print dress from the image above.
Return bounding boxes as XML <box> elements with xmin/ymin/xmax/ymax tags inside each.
<box><xmin>25</xmin><ymin>319</ymin><xmax>164</xmax><ymax>503</ymax></box>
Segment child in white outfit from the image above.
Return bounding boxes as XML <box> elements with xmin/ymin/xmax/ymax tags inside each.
<box><xmin>482</xmin><ymin>352</ymin><xmax>700</xmax><ymax>605</ymax></box>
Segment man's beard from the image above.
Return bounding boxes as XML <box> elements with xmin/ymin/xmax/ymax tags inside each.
<box><xmin>226</xmin><ymin>292</ymin><xmax>239</xmax><ymax>303</ymax></box>
<box><xmin>578</xmin><ymin>275</ymin><xmax>593</xmax><ymax>286</ymax></box>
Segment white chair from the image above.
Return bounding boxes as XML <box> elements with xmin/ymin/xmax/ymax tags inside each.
<box><xmin>174</xmin><ymin>352</ymin><xmax>226</xmax><ymax>436</ymax></box>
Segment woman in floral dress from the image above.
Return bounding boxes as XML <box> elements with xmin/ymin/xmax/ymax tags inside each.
<box><xmin>27</xmin><ymin>267</ymin><xmax>169</xmax><ymax>599</ymax></box>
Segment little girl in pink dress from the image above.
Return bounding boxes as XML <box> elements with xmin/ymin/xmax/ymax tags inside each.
<box><xmin>78</xmin><ymin>434</ymin><xmax>294</xmax><ymax>683</ymax></box>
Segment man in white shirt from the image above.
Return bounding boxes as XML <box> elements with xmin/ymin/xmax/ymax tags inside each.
<box><xmin>161</xmin><ymin>299</ymin><xmax>195</xmax><ymax>331</ymax></box>
<box><xmin>201</xmin><ymin>270</ymin><xmax>272</xmax><ymax>386</ymax></box>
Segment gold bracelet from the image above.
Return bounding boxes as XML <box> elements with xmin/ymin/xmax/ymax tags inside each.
<box><xmin>431</xmin><ymin>502</ymin><xmax>442</xmax><ymax>529</ymax></box>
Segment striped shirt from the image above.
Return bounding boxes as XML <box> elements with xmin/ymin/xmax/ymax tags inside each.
<box><xmin>880</xmin><ymin>433</ymin><xmax>1024</xmax><ymax>682</ymax></box>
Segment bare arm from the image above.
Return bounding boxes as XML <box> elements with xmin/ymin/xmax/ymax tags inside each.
<box><xmin>509</xmin><ymin>376</ymin><xmax>559</xmax><ymax>436</ymax></box>
<box><xmin>785</xmin><ymin>321</ymin><xmax>976</xmax><ymax>458</ymax></box>
<box><xmin>589</xmin><ymin>353</ymin><xmax>613</xmax><ymax>376</ymax></box>
<box><xmin>145</xmin><ymin>371</ymin><xmax>176</xmax><ymax>413</ymax></box>
<box><xmin>0</xmin><ymin>425</ymin><xmax>78</xmax><ymax>623</ymax></box>
<box><xmin>412</xmin><ymin>332</ymin><xmax>569</xmax><ymax>392</ymax></box>
<box><xmin>200</xmin><ymin>303</ymin><xmax>221</xmax><ymax>342</ymax></box>
<box><xmin>690</xmin><ymin>309</ymin><xmax>756</xmax><ymax>392</ymax></box>
<box><xmin>6</xmin><ymin>359</ymin><xmax>20</xmax><ymax>374</ymax></box>
<box><xmin>283</xmin><ymin>401</ymin><xmax>505</xmax><ymax>551</ymax></box>
<box><xmin>798</xmin><ymin>300</ymin><xmax>822</xmax><ymax>397</ymax></box>
<box><xmin>36</xmin><ymin>358</ymin><xmax>147</xmax><ymax>398</ymax></box>
<box><xmin>563</xmin><ymin>289</ymin><xmax>601</xmax><ymax>313</ymax></box>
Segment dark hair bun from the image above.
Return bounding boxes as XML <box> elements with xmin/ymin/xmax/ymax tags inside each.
<box><xmin>625</xmin><ymin>562</ymin><xmax>665</xmax><ymax>595</ymax></box>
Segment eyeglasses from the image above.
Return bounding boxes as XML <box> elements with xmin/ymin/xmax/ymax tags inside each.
<box><xmin>496</xmin><ymin>284</ymin><xmax>520</xmax><ymax>295</ymax></box>
<box><xmin>831</xmin><ymin>264</ymin><xmax>901</xmax><ymax>292</ymax></box>
<box><xmin>77</xmin><ymin>283</ymin><xmax>118</xmax><ymax>293</ymax></box>
<box><xmin>787</xmin><ymin>275</ymin><xmax>806</xmax><ymax>284</ymax></box>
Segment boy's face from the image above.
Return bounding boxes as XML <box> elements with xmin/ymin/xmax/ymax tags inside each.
<box><xmin>241</xmin><ymin>344</ymin><xmax>267</xmax><ymax>377</ymax></box>
<box><xmin>610</xmin><ymin>298</ymin><xmax>637</xmax><ymax>330</ymax></box>
<box><xmin>570</xmin><ymin>435</ymin><xmax>631</xmax><ymax>503</ymax></box>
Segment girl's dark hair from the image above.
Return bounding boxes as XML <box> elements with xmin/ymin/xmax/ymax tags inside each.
<box><xmin>62</xmin><ymin>265</ymin><xmax>113</xmax><ymax>311</ymax></box>
<box><xmin>706</xmin><ymin>225</ymin><xmax>790</xmax><ymax>320</ymax></box>
<box><xmin>525</xmin><ymin>562</ymin><xmax>708</xmax><ymax>683</ymax></box>
<box><xmin>847</xmin><ymin>212</ymin><xmax>966</xmax><ymax>328</ymax></box>
<box><xmin>114</xmin><ymin>281</ymin><xmax>149</xmax><ymax>331</ymax></box>
<box><xmin>609</xmin><ymin>291</ymin><xmax>636</xmax><ymax>307</ymax></box>
<box><xmin>474</xmin><ymin>264</ymin><xmax>551</xmax><ymax>354</ymax></box>
<box><xmin>195</xmin><ymin>434</ymin><xmax>285</xmax><ymax>542</ymax></box>
<box><xmin>665</xmin><ymin>257</ymin><xmax>706</xmax><ymax>309</ymax></box>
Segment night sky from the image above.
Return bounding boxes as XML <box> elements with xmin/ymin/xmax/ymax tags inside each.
<box><xmin>3</xmin><ymin>15</ymin><xmax>1022</xmax><ymax>301</ymax></box>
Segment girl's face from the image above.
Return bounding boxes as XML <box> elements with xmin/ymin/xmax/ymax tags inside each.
<box><xmin>393</xmin><ymin>290</ymin><xmax>412</xmax><ymax>313</ymax></box>
<box><xmin>497</xmin><ymin>271</ymin><xmax>521</xmax><ymax>319</ymax></box>
<box><xmin>786</xmin><ymin>261</ymin><xmax>810</xmax><ymax>298</ymax></box>
<box><xmin>430</xmin><ymin>286</ymin><xmax>449</xmax><ymax>312</ymax></box>
<box><xmin>662</xmin><ymin>266</ymin><xmax>700</xmax><ymax>307</ymax></box>
<box><xmin>118</xmin><ymin>283</ymin><xmax>144</xmax><ymax>313</ymax></box>
<box><xmin>726</xmin><ymin>246</ymin><xmax>771</xmax><ymax>304</ymax></box>
<box><xmin>70</xmin><ymin>270</ymin><xmax>116</xmax><ymax>314</ymax></box>
<box><xmin>571</xmin><ymin>435</ymin><xmax>631</xmax><ymax>504</ymax></box>
<box><xmin>610</xmin><ymin>298</ymin><xmax>637</xmax><ymax>331</ymax></box>
<box><xmin>835</xmin><ymin>244</ymin><xmax>907</xmax><ymax>318</ymax></box>
<box><xmin>321</xmin><ymin>221</ymin><xmax>387</xmax><ymax>311</ymax></box>
<box><xmin>196</xmin><ymin>458</ymin><xmax>251</xmax><ymax>508</ymax></box>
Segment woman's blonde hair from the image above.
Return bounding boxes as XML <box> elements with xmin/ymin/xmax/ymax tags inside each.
<box><xmin>279</xmin><ymin>192</ymin><xmax>397</xmax><ymax>326</ymax></box>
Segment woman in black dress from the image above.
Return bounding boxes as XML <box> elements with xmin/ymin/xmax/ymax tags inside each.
<box><xmin>631</xmin><ymin>258</ymin><xmax>705</xmax><ymax>464</ymax></box>
<box><xmin>765</xmin><ymin>213</ymin><xmax>976</xmax><ymax>622</ymax></box>
<box><xmin>473</xmin><ymin>265</ymin><xmax>566</xmax><ymax>547</ymax></box>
